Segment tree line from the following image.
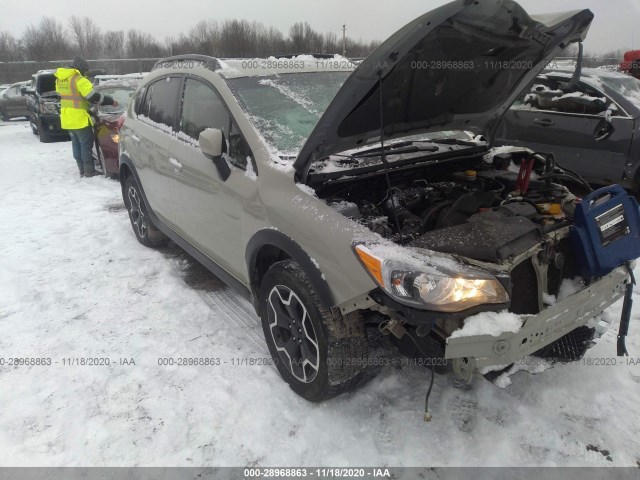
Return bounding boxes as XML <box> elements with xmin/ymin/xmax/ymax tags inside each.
<box><xmin>0</xmin><ymin>16</ymin><xmax>380</xmax><ymax>62</ymax></box>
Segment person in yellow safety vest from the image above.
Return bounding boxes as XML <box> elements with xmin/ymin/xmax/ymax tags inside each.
<box><xmin>55</xmin><ymin>57</ymin><xmax>118</xmax><ymax>178</ymax></box>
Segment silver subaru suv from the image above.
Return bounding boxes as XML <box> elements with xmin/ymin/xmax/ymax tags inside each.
<box><xmin>119</xmin><ymin>0</ymin><xmax>635</xmax><ymax>402</ymax></box>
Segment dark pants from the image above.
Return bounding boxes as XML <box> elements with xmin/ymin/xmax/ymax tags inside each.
<box><xmin>68</xmin><ymin>127</ymin><xmax>95</xmax><ymax>174</ymax></box>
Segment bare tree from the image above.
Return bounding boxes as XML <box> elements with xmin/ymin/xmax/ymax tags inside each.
<box><xmin>0</xmin><ymin>32</ymin><xmax>22</xmax><ymax>61</ymax></box>
<box><xmin>126</xmin><ymin>29</ymin><xmax>164</xmax><ymax>59</ymax></box>
<box><xmin>103</xmin><ymin>31</ymin><xmax>125</xmax><ymax>59</ymax></box>
<box><xmin>68</xmin><ymin>16</ymin><xmax>102</xmax><ymax>58</ymax></box>
<box><xmin>22</xmin><ymin>17</ymin><xmax>70</xmax><ymax>60</ymax></box>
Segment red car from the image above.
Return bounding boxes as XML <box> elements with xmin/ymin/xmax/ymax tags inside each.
<box><xmin>620</xmin><ymin>50</ymin><xmax>640</xmax><ymax>80</ymax></box>
<box><xmin>92</xmin><ymin>79</ymin><xmax>140</xmax><ymax>178</ymax></box>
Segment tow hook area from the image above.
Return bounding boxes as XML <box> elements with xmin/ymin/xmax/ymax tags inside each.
<box><xmin>452</xmin><ymin>357</ymin><xmax>476</xmax><ymax>384</ymax></box>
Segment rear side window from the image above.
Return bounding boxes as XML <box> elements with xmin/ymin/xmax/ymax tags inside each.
<box><xmin>133</xmin><ymin>86</ymin><xmax>146</xmax><ymax>115</ymax></box>
<box><xmin>142</xmin><ymin>77</ymin><xmax>181</xmax><ymax>128</ymax></box>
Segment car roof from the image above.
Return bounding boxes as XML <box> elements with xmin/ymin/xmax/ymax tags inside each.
<box><xmin>151</xmin><ymin>54</ymin><xmax>356</xmax><ymax>80</ymax></box>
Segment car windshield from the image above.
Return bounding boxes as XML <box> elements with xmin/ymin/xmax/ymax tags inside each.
<box><xmin>226</xmin><ymin>72</ymin><xmax>350</xmax><ymax>156</ymax></box>
<box><xmin>96</xmin><ymin>86</ymin><xmax>136</xmax><ymax>114</ymax></box>
<box><xmin>595</xmin><ymin>72</ymin><xmax>640</xmax><ymax>109</ymax></box>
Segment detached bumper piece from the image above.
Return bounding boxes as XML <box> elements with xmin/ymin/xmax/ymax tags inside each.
<box><xmin>444</xmin><ymin>266</ymin><xmax>628</xmax><ymax>373</ymax></box>
<box><xmin>532</xmin><ymin>325</ymin><xmax>595</xmax><ymax>362</ymax></box>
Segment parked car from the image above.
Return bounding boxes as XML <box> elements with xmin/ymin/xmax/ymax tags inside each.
<box><xmin>620</xmin><ymin>50</ymin><xmax>640</xmax><ymax>79</ymax></box>
<box><xmin>118</xmin><ymin>1</ymin><xmax>636</xmax><ymax>402</ymax></box>
<box><xmin>91</xmin><ymin>78</ymin><xmax>141</xmax><ymax>178</ymax></box>
<box><xmin>496</xmin><ymin>67</ymin><xmax>640</xmax><ymax>191</ymax></box>
<box><xmin>0</xmin><ymin>80</ymin><xmax>30</xmax><ymax>121</ymax></box>
<box><xmin>22</xmin><ymin>70</ymin><xmax>68</xmax><ymax>142</ymax></box>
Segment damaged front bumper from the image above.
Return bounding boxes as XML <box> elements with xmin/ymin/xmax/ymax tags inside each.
<box><xmin>444</xmin><ymin>266</ymin><xmax>629</xmax><ymax>381</ymax></box>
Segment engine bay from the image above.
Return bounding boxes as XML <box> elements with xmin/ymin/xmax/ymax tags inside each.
<box><xmin>319</xmin><ymin>148</ymin><xmax>585</xmax><ymax>263</ymax></box>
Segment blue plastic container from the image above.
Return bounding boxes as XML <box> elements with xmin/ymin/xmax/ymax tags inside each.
<box><xmin>570</xmin><ymin>185</ymin><xmax>640</xmax><ymax>278</ymax></box>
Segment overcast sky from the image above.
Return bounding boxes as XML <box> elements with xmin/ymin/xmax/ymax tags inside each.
<box><xmin>1</xmin><ymin>0</ymin><xmax>637</xmax><ymax>55</ymax></box>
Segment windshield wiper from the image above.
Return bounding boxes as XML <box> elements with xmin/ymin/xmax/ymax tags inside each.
<box><xmin>351</xmin><ymin>141</ymin><xmax>440</xmax><ymax>158</ymax></box>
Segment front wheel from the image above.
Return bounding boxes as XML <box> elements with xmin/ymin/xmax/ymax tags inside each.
<box><xmin>259</xmin><ymin>260</ymin><xmax>368</xmax><ymax>402</ymax></box>
<box><xmin>123</xmin><ymin>175</ymin><xmax>168</xmax><ymax>248</ymax></box>
<box><xmin>29</xmin><ymin>117</ymin><xmax>38</xmax><ymax>135</ymax></box>
<box><xmin>0</xmin><ymin>110</ymin><xmax>7</xmax><ymax>122</ymax></box>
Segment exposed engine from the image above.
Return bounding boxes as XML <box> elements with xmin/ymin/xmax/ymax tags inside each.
<box><xmin>322</xmin><ymin>148</ymin><xmax>585</xmax><ymax>263</ymax></box>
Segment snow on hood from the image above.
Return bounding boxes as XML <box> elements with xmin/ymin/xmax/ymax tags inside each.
<box><xmin>293</xmin><ymin>0</ymin><xmax>594</xmax><ymax>179</ymax></box>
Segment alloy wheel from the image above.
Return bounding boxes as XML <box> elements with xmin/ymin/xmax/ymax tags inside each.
<box><xmin>267</xmin><ymin>285</ymin><xmax>320</xmax><ymax>383</ymax></box>
<box><xmin>127</xmin><ymin>185</ymin><xmax>147</xmax><ymax>238</ymax></box>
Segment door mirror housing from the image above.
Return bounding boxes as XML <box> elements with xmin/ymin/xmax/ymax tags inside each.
<box><xmin>199</xmin><ymin>128</ymin><xmax>231</xmax><ymax>181</ymax></box>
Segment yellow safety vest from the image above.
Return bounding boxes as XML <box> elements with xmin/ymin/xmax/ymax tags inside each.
<box><xmin>54</xmin><ymin>67</ymin><xmax>95</xmax><ymax>129</ymax></box>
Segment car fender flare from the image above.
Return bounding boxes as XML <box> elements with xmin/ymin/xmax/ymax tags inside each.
<box><xmin>246</xmin><ymin>229</ymin><xmax>335</xmax><ymax>309</ymax></box>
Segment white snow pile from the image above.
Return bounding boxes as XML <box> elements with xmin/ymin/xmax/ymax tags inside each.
<box><xmin>449</xmin><ymin>311</ymin><xmax>523</xmax><ymax>339</ymax></box>
<box><xmin>1</xmin><ymin>120</ymin><xmax>640</xmax><ymax>467</ymax></box>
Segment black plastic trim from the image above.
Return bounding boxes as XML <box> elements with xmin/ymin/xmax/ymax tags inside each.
<box><xmin>369</xmin><ymin>287</ymin><xmax>510</xmax><ymax>327</ymax></box>
<box><xmin>245</xmin><ymin>229</ymin><xmax>335</xmax><ymax>309</ymax></box>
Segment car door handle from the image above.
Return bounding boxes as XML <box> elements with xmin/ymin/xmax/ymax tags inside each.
<box><xmin>534</xmin><ymin>118</ymin><xmax>555</xmax><ymax>126</ymax></box>
<box><xmin>169</xmin><ymin>157</ymin><xmax>183</xmax><ymax>172</ymax></box>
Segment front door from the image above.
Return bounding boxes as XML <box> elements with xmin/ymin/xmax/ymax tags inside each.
<box><xmin>496</xmin><ymin>77</ymin><xmax>634</xmax><ymax>185</ymax></box>
<box><xmin>168</xmin><ymin>77</ymin><xmax>258</xmax><ymax>281</ymax></box>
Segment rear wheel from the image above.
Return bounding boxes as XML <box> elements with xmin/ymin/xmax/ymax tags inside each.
<box><xmin>259</xmin><ymin>260</ymin><xmax>368</xmax><ymax>402</ymax></box>
<box><xmin>0</xmin><ymin>110</ymin><xmax>7</xmax><ymax>122</ymax></box>
<box><xmin>123</xmin><ymin>175</ymin><xmax>168</xmax><ymax>248</ymax></box>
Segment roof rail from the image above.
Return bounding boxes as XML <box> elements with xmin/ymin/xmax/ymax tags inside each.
<box><xmin>273</xmin><ymin>53</ymin><xmax>337</xmax><ymax>59</ymax></box>
<box><xmin>152</xmin><ymin>54</ymin><xmax>221</xmax><ymax>72</ymax></box>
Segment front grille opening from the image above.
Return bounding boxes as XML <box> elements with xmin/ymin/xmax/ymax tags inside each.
<box><xmin>533</xmin><ymin>326</ymin><xmax>595</xmax><ymax>362</ymax></box>
<box><xmin>509</xmin><ymin>258</ymin><xmax>540</xmax><ymax>315</ymax></box>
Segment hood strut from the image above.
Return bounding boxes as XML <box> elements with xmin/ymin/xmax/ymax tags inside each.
<box><xmin>376</xmin><ymin>69</ymin><xmax>405</xmax><ymax>243</ymax></box>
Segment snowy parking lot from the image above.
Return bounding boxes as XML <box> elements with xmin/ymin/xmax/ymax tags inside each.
<box><xmin>1</xmin><ymin>118</ymin><xmax>639</xmax><ymax>467</ymax></box>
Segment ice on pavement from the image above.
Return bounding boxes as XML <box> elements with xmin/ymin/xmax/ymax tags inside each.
<box><xmin>1</xmin><ymin>119</ymin><xmax>640</xmax><ymax>467</ymax></box>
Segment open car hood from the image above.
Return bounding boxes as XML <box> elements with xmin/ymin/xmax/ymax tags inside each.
<box><xmin>294</xmin><ymin>0</ymin><xmax>593</xmax><ymax>178</ymax></box>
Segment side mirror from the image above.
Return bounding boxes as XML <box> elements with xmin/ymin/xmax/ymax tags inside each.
<box><xmin>594</xmin><ymin>117</ymin><xmax>614</xmax><ymax>142</ymax></box>
<box><xmin>199</xmin><ymin>128</ymin><xmax>230</xmax><ymax>181</ymax></box>
<box><xmin>2</xmin><ymin>93</ymin><xmax>7</xmax><ymax>99</ymax></box>
<box><xmin>20</xmin><ymin>86</ymin><xmax>26</xmax><ymax>95</ymax></box>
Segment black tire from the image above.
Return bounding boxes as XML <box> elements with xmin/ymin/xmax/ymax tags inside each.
<box><xmin>29</xmin><ymin>117</ymin><xmax>38</xmax><ymax>135</ymax></box>
<box><xmin>0</xmin><ymin>110</ymin><xmax>7</xmax><ymax>122</ymax></box>
<box><xmin>122</xmin><ymin>175</ymin><xmax>168</xmax><ymax>248</ymax></box>
<box><xmin>259</xmin><ymin>260</ymin><xmax>368</xmax><ymax>402</ymax></box>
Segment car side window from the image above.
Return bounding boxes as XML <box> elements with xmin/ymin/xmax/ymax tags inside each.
<box><xmin>520</xmin><ymin>78</ymin><xmax>610</xmax><ymax>116</ymax></box>
<box><xmin>6</xmin><ymin>86</ymin><xmax>19</xmax><ymax>98</ymax></box>
<box><xmin>142</xmin><ymin>77</ymin><xmax>181</xmax><ymax>128</ymax></box>
<box><xmin>179</xmin><ymin>78</ymin><xmax>253</xmax><ymax>171</ymax></box>
<box><xmin>133</xmin><ymin>86</ymin><xmax>146</xmax><ymax>115</ymax></box>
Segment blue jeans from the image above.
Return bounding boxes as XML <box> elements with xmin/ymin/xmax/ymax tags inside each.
<box><xmin>68</xmin><ymin>127</ymin><xmax>95</xmax><ymax>173</ymax></box>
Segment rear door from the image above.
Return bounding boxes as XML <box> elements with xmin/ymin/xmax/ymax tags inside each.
<box><xmin>496</xmin><ymin>77</ymin><xmax>634</xmax><ymax>184</ymax></box>
<box><xmin>167</xmin><ymin>77</ymin><xmax>258</xmax><ymax>281</ymax></box>
<box><xmin>3</xmin><ymin>85</ymin><xmax>24</xmax><ymax>116</ymax></box>
<box><xmin>128</xmin><ymin>76</ymin><xmax>182</xmax><ymax>226</ymax></box>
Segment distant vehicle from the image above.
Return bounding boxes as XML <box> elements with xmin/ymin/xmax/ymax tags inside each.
<box><xmin>91</xmin><ymin>78</ymin><xmax>141</xmax><ymax>177</ymax></box>
<box><xmin>22</xmin><ymin>70</ymin><xmax>68</xmax><ymax>142</ymax></box>
<box><xmin>497</xmin><ymin>67</ymin><xmax>640</xmax><ymax>192</ymax></box>
<box><xmin>620</xmin><ymin>50</ymin><xmax>640</xmax><ymax>79</ymax></box>
<box><xmin>0</xmin><ymin>80</ymin><xmax>30</xmax><ymax>121</ymax></box>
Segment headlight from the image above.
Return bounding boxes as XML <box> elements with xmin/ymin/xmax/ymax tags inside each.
<box><xmin>354</xmin><ymin>244</ymin><xmax>509</xmax><ymax>312</ymax></box>
<box><xmin>41</xmin><ymin>102</ymin><xmax>57</xmax><ymax>114</ymax></box>
<box><xmin>110</xmin><ymin>133</ymin><xmax>120</xmax><ymax>144</ymax></box>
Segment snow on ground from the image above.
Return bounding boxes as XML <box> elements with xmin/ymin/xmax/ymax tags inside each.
<box><xmin>0</xmin><ymin>119</ymin><xmax>640</xmax><ymax>467</ymax></box>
